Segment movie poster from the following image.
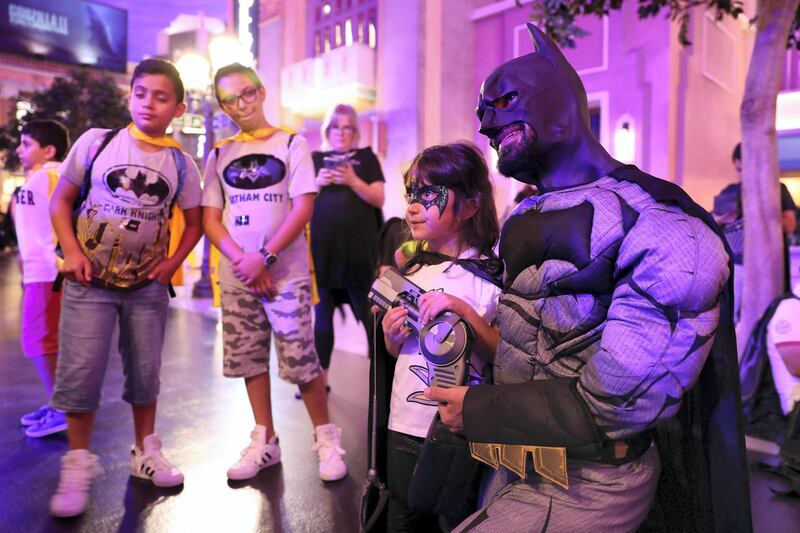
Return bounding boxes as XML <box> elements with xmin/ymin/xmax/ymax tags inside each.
<box><xmin>1</xmin><ymin>0</ymin><xmax>127</xmax><ymax>72</ymax></box>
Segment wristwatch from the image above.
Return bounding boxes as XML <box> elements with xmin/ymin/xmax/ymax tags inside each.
<box><xmin>259</xmin><ymin>249</ymin><xmax>278</xmax><ymax>267</ymax></box>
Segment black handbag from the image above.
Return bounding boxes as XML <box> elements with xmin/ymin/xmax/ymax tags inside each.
<box><xmin>407</xmin><ymin>414</ymin><xmax>483</xmax><ymax>531</ymax></box>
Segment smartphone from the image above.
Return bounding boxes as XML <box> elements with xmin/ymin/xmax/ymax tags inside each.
<box><xmin>323</xmin><ymin>156</ymin><xmax>347</xmax><ymax>170</ymax></box>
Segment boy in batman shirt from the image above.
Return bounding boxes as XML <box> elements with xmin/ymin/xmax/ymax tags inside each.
<box><xmin>202</xmin><ymin>63</ymin><xmax>347</xmax><ymax>483</ymax></box>
<box><xmin>49</xmin><ymin>59</ymin><xmax>203</xmax><ymax>517</ymax></box>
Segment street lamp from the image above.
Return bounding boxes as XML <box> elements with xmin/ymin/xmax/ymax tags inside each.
<box><xmin>175</xmin><ymin>36</ymin><xmax>249</xmax><ymax>298</ymax></box>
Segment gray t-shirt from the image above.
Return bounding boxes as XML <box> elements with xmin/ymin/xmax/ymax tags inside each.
<box><xmin>58</xmin><ymin>128</ymin><xmax>202</xmax><ymax>289</ymax></box>
<box><xmin>202</xmin><ymin>131</ymin><xmax>317</xmax><ymax>288</ymax></box>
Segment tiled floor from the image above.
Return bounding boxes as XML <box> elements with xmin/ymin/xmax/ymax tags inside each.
<box><xmin>0</xmin><ymin>253</ymin><xmax>369</xmax><ymax>533</ymax></box>
<box><xmin>1</xmin><ymin>251</ymin><xmax>799</xmax><ymax>532</ymax></box>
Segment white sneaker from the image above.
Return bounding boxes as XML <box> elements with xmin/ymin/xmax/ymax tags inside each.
<box><xmin>49</xmin><ymin>449</ymin><xmax>104</xmax><ymax>518</ymax></box>
<box><xmin>130</xmin><ymin>434</ymin><xmax>184</xmax><ymax>487</ymax></box>
<box><xmin>227</xmin><ymin>425</ymin><xmax>281</xmax><ymax>481</ymax></box>
<box><xmin>313</xmin><ymin>423</ymin><xmax>347</xmax><ymax>481</ymax></box>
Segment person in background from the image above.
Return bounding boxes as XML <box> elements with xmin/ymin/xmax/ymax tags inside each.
<box><xmin>13</xmin><ymin>119</ymin><xmax>70</xmax><ymax>438</ymax></box>
<box><xmin>308</xmin><ymin>104</ymin><xmax>385</xmax><ymax>393</ymax></box>
<box><xmin>713</xmin><ymin>142</ymin><xmax>797</xmax><ymax>321</ymax></box>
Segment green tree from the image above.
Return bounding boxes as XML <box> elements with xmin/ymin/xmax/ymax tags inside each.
<box><xmin>0</xmin><ymin>69</ymin><xmax>130</xmax><ymax>170</ymax></box>
<box><xmin>524</xmin><ymin>0</ymin><xmax>800</xmax><ymax>356</ymax></box>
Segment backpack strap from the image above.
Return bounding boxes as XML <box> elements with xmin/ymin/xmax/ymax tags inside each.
<box><xmin>168</xmin><ymin>147</ymin><xmax>186</xmax><ymax>216</ymax></box>
<box><xmin>77</xmin><ymin>128</ymin><xmax>122</xmax><ymax>212</ymax></box>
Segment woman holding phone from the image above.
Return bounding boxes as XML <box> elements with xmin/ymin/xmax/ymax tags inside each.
<box><xmin>306</xmin><ymin>104</ymin><xmax>385</xmax><ymax>395</ymax></box>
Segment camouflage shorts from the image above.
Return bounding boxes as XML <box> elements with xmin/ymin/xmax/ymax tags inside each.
<box><xmin>220</xmin><ymin>281</ymin><xmax>322</xmax><ymax>384</ymax></box>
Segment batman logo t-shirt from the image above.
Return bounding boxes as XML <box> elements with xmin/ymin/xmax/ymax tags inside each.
<box><xmin>57</xmin><ymin>128</ymin><xmax>203</xmax><ymax>289</ymax></box>
<box><xmin>202</xmin><ymin>130</ymin><xmax>317</xmax><ymax>289</ymax></box>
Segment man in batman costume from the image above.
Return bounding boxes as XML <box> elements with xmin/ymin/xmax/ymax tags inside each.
<box><xmin>425</xmin><ymin>24</ymin><xmax>751</xmax><ymax>532</ymax></box>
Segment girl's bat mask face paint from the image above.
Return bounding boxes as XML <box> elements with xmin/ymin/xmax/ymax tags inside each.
<box><xmin>406</xmin><ymin>184</ymin><xmax>449</xmax><ymax>215</ymax></box>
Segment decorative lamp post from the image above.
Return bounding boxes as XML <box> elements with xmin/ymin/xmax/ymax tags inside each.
<box><xmin>175</xmin><ymin>37</ymin><xmax>249</xmax><ymax>298</ymax></box>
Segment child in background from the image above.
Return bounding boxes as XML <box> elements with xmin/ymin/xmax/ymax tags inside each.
<box><xmin>380</xmin><ymin>143</ymin><xmax>503</xmax><ymax>531</ymax></box>
<box><xmin>202</xmin><ymin>63</ymin><xmax>347</xmax><ymax>483</ymax></box>
<box><xmin>14</xmin><ymin>119</ymin><xmax>70</xmax><ymax>438</ymax></box>
<box><xmin>48</xmin><ymin>59</ymin><xmax>204</xmax><ymax>517</ymax></box>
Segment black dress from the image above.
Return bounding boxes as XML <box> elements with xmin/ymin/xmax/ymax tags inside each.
<box><xmin>310</xmin><ymin>147</ymin><xmax>385</xmax><ymax>289</ymax></box>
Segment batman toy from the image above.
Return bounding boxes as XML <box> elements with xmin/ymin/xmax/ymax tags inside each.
<box><xmin>436</xmin><ymin>24</ymin><xmax>751</xmax><ymax>533</ymax></box>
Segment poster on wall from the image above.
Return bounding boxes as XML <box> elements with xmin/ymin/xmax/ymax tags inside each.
<box><xmin>1</xmin><ymin>0</ymin><xmax>127</xmax><ymax>72</ymax></box>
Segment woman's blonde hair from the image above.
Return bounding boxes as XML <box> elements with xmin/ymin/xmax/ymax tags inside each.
<box><xmin>320</xmin><ymin>103</ymin><xmax>360</xmax><ymax>150</ymax></box>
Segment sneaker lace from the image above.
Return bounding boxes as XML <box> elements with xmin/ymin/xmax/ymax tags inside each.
<box><xmin>239</xmin><ymin>441</ymin><xmax>267</xmax><ymax>463</ymax></box>
<box><xmin>312</xmin><ymin>439</ymin><xmax>346</xmax><ymax>462</ymax></box>
<box><xmin>38</xmin><ymin>409</ymin><xmax>55</xmax><ymax>424</ymax></box>
<box><xmin>142</xmin><ymin>448</ymin><xmax>175</xmax><ymax>472</ymax></box>
<box><xmin>58</xmin><ymin>458</ymin><xmax>100</xmax><ymax>493</ymax></box>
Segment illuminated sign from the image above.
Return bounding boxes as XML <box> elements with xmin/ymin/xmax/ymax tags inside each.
<box><xmin>0</xmin><ymin>0</ymin><xmax>127</xmax><ymax>72</ymax></box>
<box><xmin>234</xmin><ymin>0</ymin><xmax>258</xmax><ymax>65</ymax></box>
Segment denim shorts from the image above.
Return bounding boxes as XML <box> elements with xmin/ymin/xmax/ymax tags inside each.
<box><xmin>50</xmin><ymin>280</ymin><xmax>169</xmax><ymax>412</ymax></box>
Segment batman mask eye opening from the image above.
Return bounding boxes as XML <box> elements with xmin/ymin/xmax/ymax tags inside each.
<box><xmin>491</xmin><ymin>91</ymin><xmax>519</xmax><ymax>109</ymax></box>
<box><xmin>476</xmin><ymin>98</ymin><xmax>487</xmax><ymax>121</ymax></box>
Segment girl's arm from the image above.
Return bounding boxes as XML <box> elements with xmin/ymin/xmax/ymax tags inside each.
<box><xmin>417</xmin><ymin>292</ymin><xmax>499</xmax><ymax>361</ymax></box>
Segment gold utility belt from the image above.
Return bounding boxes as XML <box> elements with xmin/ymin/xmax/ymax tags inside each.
<box><xmin>470</xmin><ymin>444</ymin><xmax>569</xmax><ymax>489</ymax></box>
<box><xmin>469</xmin><ymin>439</ymin><xmax>638</xmax><ymax>490</ymax></box>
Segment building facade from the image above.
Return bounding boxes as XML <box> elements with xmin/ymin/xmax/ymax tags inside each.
<box><xmin>251</xmin><ymin>0</ymin><xmax>779</xmax><ymax>218</ymax></box>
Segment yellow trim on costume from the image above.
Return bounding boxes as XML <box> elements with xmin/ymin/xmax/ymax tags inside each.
<box><xmin>210</xmin><ymin>244</ymin><xmax>221</xmax><ymax>307</ymax></box>
<box><xmin>167</xmin><ymin>208</ymin><xmax>185</xmax><ymax>286</ymax></box>
<box><xmin>127</xmin><ymin>123</ymin><xmax>183</xmax><ymax>149</ymax></box>
<box><xmin>214</xmin><ymin>126</ymin><xmax>296</xmax><ymax>148</ymax></box>
<box><xmin>46</xmin><ymin>169</ymin><xmax>59</xmax><ymax>197</ymax></box>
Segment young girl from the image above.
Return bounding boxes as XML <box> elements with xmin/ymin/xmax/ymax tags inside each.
<box><xmin>381</xmin><ymin>142</ymin><xmax>502</xmax><ymax>531</ymax></box>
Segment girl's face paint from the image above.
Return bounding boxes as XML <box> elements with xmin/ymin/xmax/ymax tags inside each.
<box><xmin>405</xmin><ymin>184</ymin><xmax>449</xmax><ymax>215</ymax></box>
<box><xmin>405</xmin><ymin>182</ymin><xmax>459</xmax><ymax>254</ymax></box>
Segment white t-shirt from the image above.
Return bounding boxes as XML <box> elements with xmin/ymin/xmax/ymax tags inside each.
<box><xmin>767</xmin><ymin>296</ymin><xmax>800</xmax><ymax>415</ymax></box>
<box><xmin>57</xmin><ymin>128</ymin><xmax>203</xmax><ymax>289</ymax></box>
<box><xmin>14</xmin><ymin>162</ymin><xmax>60</xmax><ymax>283</ymax></box>
<box><xmin>388</xmin><ymin>252</ymin><xmax>502</xmax><ymax>438</ymax></box>
<box><xmin>201</xmin><ymin>131</ymin><xmax>318</xmax><ymax>288</ymax></box>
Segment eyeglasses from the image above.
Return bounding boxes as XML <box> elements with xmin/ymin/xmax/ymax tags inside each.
<box><xmin>329</xmin><ymin>124</ymin><xmax>355</xmax><ymax>133</ymax></box>
<box><xmin>219</xmin><ymin>86</ymin><xmax>261</xmax><ymax>108</ymax></box>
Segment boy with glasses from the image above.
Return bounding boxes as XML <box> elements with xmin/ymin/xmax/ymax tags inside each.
<box><xmin>202</xmin><ymin>63</ymin><xmax>347</xmax><ymax>482</ymax></box>
<box><xmin>48</xmin><ymin>59</ymin><xmax>203</xmax><ymax>517</ymax></box>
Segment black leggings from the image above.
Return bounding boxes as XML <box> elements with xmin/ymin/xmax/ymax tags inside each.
<box><xmin>314</xmin><ymin>285</ymin><xmax>374</xmax><ymax>369</ymax></box>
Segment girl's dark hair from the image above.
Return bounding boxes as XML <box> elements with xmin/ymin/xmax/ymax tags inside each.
<box><xmin>402</xmin><ymin>142</ymin><xmax>501</xmax><ymax>275</ymax></box>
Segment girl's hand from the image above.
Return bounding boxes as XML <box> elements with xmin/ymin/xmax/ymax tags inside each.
<box><xmin>316</xmin><ymin>168</ymin><xmax>335</xmax><ymax>188</ymax></box>
<box><xmin>382</xmin><ymin>305</ymin><xmax>412</xmax><ymax>351</ymax></box>
<box><xmin>418</xmin><ymin>292</ymin><xmax>466</xmax><ymax>324</ymax></box>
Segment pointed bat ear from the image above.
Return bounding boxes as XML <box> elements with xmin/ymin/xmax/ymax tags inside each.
<box><xmin>527</xmin><ymin>22</ymin><xmax>566</xmax><ymax>63</ymax></box>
